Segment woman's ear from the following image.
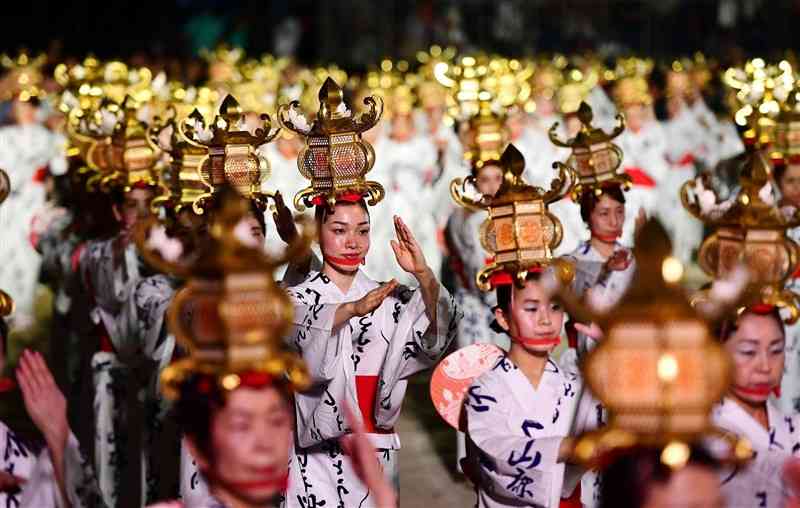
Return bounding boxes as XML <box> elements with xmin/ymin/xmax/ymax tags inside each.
<box><xmin>494</xmin><ymin>307</ymin><xmax>511</xmax><ymax>333</ymax></box>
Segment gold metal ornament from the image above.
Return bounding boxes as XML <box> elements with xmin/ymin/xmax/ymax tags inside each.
<box><xmin>135</xmin><ymin>188</ymin><xmax>312</xmax><ymax>400</ymax></box>
<box><xmin>681</xmin><ymin>144</ymin><xmax>800</xmax><ymax>323</ymax></box>
<box><xmin>278</xmin><ymin>77</ymin><xmax>385</xmax><ymax>211</ymax></box>
<box><xmin>549</xmin><ymin>102</ymin><xmax>630</xmax><ymax>200</ymax></box>
<box><xmin>570</xmin><ymin>220</ymin><xmax>749</xmax><ymax>467</ymax></box>
<box><xmin>457</xmin><ymin>144</ymin><xmax>577</xmax><ymax>291</ymax></box>
<box><xmin>181</xmin><ymin>94</ymin><xmax>279</xmax><ymax>213</ymax></box>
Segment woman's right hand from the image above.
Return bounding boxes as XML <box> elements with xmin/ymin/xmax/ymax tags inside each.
<box><xmin>604</xmin><ymin>249</ymin><xmax>632</xmax><ymax>272</ymax></box>
<box><xmin>351</xmin><ymin>280</ymin><xmax>399</xmax><ymax>317</ymax></box>
<box><xmin>335</xmin><ymin>280</ymin><xmax>399</xmax><ymax>329</ymax></box>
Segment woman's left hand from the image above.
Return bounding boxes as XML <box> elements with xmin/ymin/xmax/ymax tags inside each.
<box><xmin>391</xmin><ymin>216</ymin><xmax>430</xmax><ymax>279</ymax></box>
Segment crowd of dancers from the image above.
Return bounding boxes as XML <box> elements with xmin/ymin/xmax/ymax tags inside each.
<box><xmin>0</xmin><ymin>45</ymin><xmax>799</xmax><ymax>508</ymax></box>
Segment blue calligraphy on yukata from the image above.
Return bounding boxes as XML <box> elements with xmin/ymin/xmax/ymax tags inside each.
<box><xmin>506</xmin><ymin>467</ymin><xmax>536</xmax><ymax>499</ymax></box>
<box><xmin>467</xmin><ymin>385</ymin><xmax>497</xmax><ymax>412</ymax></box>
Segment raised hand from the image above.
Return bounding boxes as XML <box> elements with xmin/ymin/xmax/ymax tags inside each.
<box><xmin>605</xmin><ymin>249</ymin><xmax>632</xmax><ymax>272</ymax></box>
<box><xmin>353</xmin><ymin>280</ymin><xmax>399</xmax><ymax>317</ymax></box>
<box><xmin>390</xmin><ymin>216</ymin><xmax>430</xmax><ymax>279</ymax></box>
<box><xmin>16</xmin><ymin>350</ymin><xmax>68</xmax><ymax>450</ymax></box>
<box><xmin>271</xmin><ymin>191</ymin><xmax>299</xmax><ymax>244</ymax></box>
<box><xmin>335</xmin><ymin>280</ymin><xmax>400</xmax><ymax>330</ymax></box>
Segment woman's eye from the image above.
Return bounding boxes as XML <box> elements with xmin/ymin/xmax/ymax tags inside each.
<box><xmin>332</xmin><ymin>229</ymin><xmax>344</xmax><ymax>234</ymax></box>
<box><xmin>524</xmin><ymin>306</ymin><xmax>538</xmax><ymax>313</ymax></box>
<box><xmin>551</xmin><ymin>303</ymin><xmax>562</xmax><ymax>311</ymax></box>
<box><xmin>359</xmin><ymin>229</ymin><xmax>370</xmax><ymax>236</ymax></box>
<box><xmin>737</xmin><ymin>350</ymin><xmax>756</xmax><ymax>357</ymax></box>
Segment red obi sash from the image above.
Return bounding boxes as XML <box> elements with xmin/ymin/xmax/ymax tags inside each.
<box><xmin>355</xmin><ymin>375</ymin><xmax>394</xmax><ymax>434</ymax></box>
<box><xmin>560</xmin><ymin>484</ymin><xmax>582</xmax><ymax>508</ymax></box>
<box><xmin>625</xmin><ymin>167</ymin><xmax>656</xmax><ymax>187</ymax></box>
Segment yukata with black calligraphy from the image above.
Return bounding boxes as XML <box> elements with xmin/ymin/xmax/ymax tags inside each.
<box><xmin>712</xmin><ymin>398</ymin><xmax>800</xmax><ymax>508</ymax></box>
<box><xmin>284</xmin><ymin>270</ymin><xmax>459</xmax><ymax>508</ymax></box>
<box><xmin>465</xmin><ymin>355</ymin><xmax>597</xmax><ymax>508</ymax></box>
<box><xmin>0</xmin><ymin>419</ymin><xmax>35</xmax><ymax>508</ymax></box>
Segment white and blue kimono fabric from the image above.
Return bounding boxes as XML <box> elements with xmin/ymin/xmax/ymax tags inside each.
<box><xmin>284</xmin><ymin>269</ymin><xmax>460</xmax><ymax>508</ymax></box>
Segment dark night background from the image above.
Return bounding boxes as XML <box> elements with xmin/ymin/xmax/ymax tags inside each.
<box><xmin>1</xmin><ymin>0</ymin><xmax>798</xmax><ymax>71</ymax></box>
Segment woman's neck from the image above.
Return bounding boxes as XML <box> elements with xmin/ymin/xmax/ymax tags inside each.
<box><xmin>728</xmin><ymin>392</ymin><xmax>770</xmax><ymax>430</ymax></box>
<box><xmin>209</xmin><ymin>486</ymin><xmax>278</xmax><ymax>508</ymax></box>
<box><xmin>322</xmin><ymin>262</ymin><xmax>358</xmax><ymax>293</ymax></box>
<box><xmin>590</xmin><ymin>236</ymin><xmax>616</xmax><ymax>259</ymax></box>
<box><xmin>508</xmin><ymin>343</ymin><xmax>550</xmax><ymax>389</ymax></box>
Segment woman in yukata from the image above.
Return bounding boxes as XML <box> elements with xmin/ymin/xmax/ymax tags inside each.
<box><xmin>711</xmin><ymin>306</ymin><xmax>800</xmax><ymax>508</ymax></box>
<box><xmin>284</xmin><ymin>196</ymin><xmax>459</xmax><ymax>508</ymax></box>
<box><xmin>278</xmin><ymin>77</ymin><xmax>460</xmax><ymax>508</ymax></box>
<box><xmin>774</xmin><ymin>157</ymin><xmax>800</xmax><ymax>414</ymax></box>
<box><xmin>464</xmin><ymin>269</ymin><xmax>592</xmax><ymax>508</ymax></box>
<box><xmin>563</xmin><ymin>184</ymin><xmax>637</xmax><ymax>363</ymax></box>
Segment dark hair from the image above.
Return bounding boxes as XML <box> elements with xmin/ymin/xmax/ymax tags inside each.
<box><xmin>249</xmin><ymin>200</ymin><xmax>266</xmax><ymax>237</ymax></box>
<box><xmin>172</xmin><ymin>374</ymin><xmax>293</xmax><ymax>461</ymax></box>
<box><xmin>716</xmin><ymin>307</ymin><xmax>785</xmax><ymax>343</ymax></box>
<box><xmin>599</xmin><ymin>444</ymin><xmax>719</xmax><ymax>508</ymax></box>
<box><xmin>579</xmin><ymin>185</ymin><xmax>626</xmax><ymax>224</ymax></box>
<box><xmin>314</xmin><ymin>199</ymin><xmax>370</xmax><ymax>226</ymax></box>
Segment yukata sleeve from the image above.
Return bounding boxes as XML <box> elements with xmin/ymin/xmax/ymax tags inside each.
<box><xmin>285</xmin><ymin>287</ymin><xmax>343</xmax><ymax>384</ymax></box>
<box><xmin>466</xmin><ymin>376</ymin><xmax>564</xmax><ymax>506</ymax></box>
<box><xmin>382</xmin><ymin>282</ymin><xmax>460</xmax><ymax>380</ymax></box>
<box><xmin>19</xmin><ymin>434</ymin><xmax>108</xmax><ymax>508</ymax></box>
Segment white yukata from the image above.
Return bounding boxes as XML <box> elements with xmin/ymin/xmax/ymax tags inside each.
<box><xmin>563</xmin><ymin>240</ymin><xmax>635</xmax><ymax>357</ymax></box>
<box><xmin>465</xmin><ymin>355</ymin><xmax>596</xmax><ymax>508</ymax></box>
<box><xmin>712</xmin><ymin>398</ymin><xmax>800</xmax><ymax>508</ymax></box>
<box><xmin>80</xmin><ymin>237</ymin><xmax>142</xmax><ymax>507</ymax></box>
<box><xmin>660</xmin><ymin>107</ymin><xmax>704</xmax><ymax>264</ymax></box>
<box><xmin>0</xmin><ymin>419</ymin><xmax>36</xmax><ymax>508</ymax></box>
<box><xmin>616</xmin><ymin>122</ymin><xmax>669</xmax><ymax>246</ymax></box>
<box><xmin>0</xmin><ymin>123</ymin><xmax>66</xmax><ymax>329</ymax></box>
<box><xmin>285</xmin><ymin>269</ymin><xmax>460</xmax><ymax>508</ymax></box>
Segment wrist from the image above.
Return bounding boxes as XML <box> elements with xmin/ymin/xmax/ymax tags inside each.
<box><xmin>43</xmin><ymin>422</ymin><xmax>69</xmax><ymax>454</ymax></box>
<box><xmin>414</xmin><ymin>267</ymin><xmax>436</xmax><ymax>286</ymax></box>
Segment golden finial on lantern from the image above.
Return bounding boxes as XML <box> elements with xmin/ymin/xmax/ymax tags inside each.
<box><xmin>181</xmin><ymin>94</ymin><xmax>280</xmax><ymax>212</ymax></box>
<box><xmin>278</xmin><ymin>77</ymin><xmax>384</xmax><ymax>211</ymax></box>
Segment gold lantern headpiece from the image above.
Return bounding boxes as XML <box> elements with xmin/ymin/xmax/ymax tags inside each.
<box><xmin>202</xmin><ymin>45</ymin><xmax>245</xmax><ymax>89</ymax></box>
<box><xmin>723</xmin><ymin>58</ymin><xmax>795</xmax><ymax>148</ymax></box>
<box><xmin>549</xmin><ymin>102</ymin><xmax>631</xmax><ymax>200</ymax></box>
<box><xmin>611</xmin><ymin>57</ymin><xmax>654</xmax><ymax>107</ymax></box>
<box><xmin>416</xmin><ymin>45</ymin><xmax>457</xmax><ymax>113</ymax></box>
<box><xmin>459</xmin><ymin>100</ymin><xmax>509</xmax><ymax>171</ymax></box>
<box><xmin>434</xmin><ymin>54</ymin><xmax>494</xmax><ymax>120</ymax></box>
<box><xmin>681</xmin><ymin>144</ymin><xmax>800</xmax><ymax>323</ymax></box>
<box><xmin>69</xmin><ymin>96</ymin><xmax>160</xmax><ymax>192</ymax></box>
<box><xmin>146</xmin><ymin>108</ymin><xmax>210</xmax><ymax>215</ymax></box>
<box><xmin>453</xmin><ymin>144</ymin><xmax>577</xmax><ymax>291</ymax></box>
<box><xmin>570</xmin><ymin>220</ymin><xmax>749</xmax><ymax>468</ymax></box>
<box><xmin>137</xmin><ymin>188</ymin><xmax>311</xmax><ymax>400</ymax></box>
<box><xmin>774</xmin><ymin>89</ymin><xmax>800</xmax><ymax>162</ymax></box>
<box><xmin>181</xmin><ymin>95</ymin><xmax>279</xmax><ymax>212</ymax></box>
<box><xmin>556</xmin><ymin>65</ymin><xmax>598</xmax><ymax>116</ymax></box>
<box><xmin>1</xmin><ymin>51</ymin><xmax>46</xmax><ymax>102</ymax></box>
<box><xmin>278</xmin><ymin>77</ymin><xmax>384</xmax><ymax>211</ymax></box>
